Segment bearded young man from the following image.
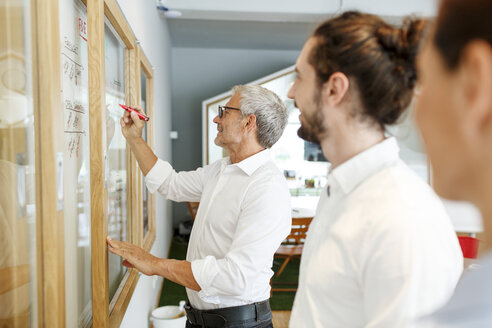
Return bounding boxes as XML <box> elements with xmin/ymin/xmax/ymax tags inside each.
<box><xmin>287</xmin><ymin>12</ymin><xmax>463</xmax><ymax>328</ymax></box>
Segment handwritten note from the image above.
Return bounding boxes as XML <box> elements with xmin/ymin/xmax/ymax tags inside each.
<box><xmin>61</xmin><ymin>1</ymin><xmax>88</xmax><ymax>159</ymax></box>
<box><xmin>59</xmin><ymin>1</ymin><xmax>92</xmax><ymax>326</ymax></box>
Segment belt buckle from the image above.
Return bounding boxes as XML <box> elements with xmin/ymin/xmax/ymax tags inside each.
<box><xmin>184</xmin><ymin>304</ymin><xmax>200</xmax><ymax>325</ymax></box>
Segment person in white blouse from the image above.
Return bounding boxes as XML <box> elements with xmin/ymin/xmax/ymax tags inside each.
<box><xmin>414</xmin><ymin>0</ymin><xmax>492</xmax><ymax>326</ymax></box>
<box><xmin>106</xmin><ymin>85</ymin><xmax>292</xmax><ymax>327</ymax></box>
<box><xmin>287</xmin><ymin>12</ymin><xmax>464</xmax><ymax>327</ymax></box>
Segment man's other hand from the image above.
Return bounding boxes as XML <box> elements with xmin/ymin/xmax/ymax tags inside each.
<box><xmin>106</xmin><ymin>236</ymin><xmax>159</xmax><ymax>276</ymax></box>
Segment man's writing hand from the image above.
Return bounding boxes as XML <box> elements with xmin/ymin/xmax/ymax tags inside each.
<box><xmin>120</xmin><ymin>106</ymin><xmax>146</xmax><ymax>141</ymax></box>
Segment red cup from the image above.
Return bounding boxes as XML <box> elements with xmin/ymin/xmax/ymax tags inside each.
<box><xmin>458</xmin><ymin>236</ymin><xmax>480</xmax><ymax>259</ymax></box>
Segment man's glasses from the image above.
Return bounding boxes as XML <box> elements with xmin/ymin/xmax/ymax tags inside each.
<box><xmin>218</xmin><ymin>105</ymin><xmax>241</xmax><ymax>119</ymax></box>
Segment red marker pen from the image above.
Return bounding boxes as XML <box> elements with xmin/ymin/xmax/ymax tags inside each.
<box><xmin>119</xmin><ymin>104</ymin><xmax>150</xmax><ymax>121</ymax></box>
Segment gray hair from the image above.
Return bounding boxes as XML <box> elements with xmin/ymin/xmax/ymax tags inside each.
<box><xmin>232</xmin><ymin>84</ymin><xmax>288</xmax><ymax>148</ymax></box>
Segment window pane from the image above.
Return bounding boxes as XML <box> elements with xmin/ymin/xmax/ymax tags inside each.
<box><xmin>262</xmin><ymin>73</ymin><xmax>328</xmax><ymax>207</ymax></box>
<box><xmin>0</xmin><ymin>0</ymin><xmax>38</xmax><ymax>326</ymax></box>
<box><xmin>205</xmin><ymin>72</ymin><xmax>329</xmax><ymax>209</ymax></box>
<box><xmin>104</xmin><ymin>22</ymin><xmax>127</xmax><ymax>301</ymax></box>
<box><xmin>60</xmin><ymin>0</ymin><xmax>92</xmax><ymax>326</ymax></box>
<box><xmin>206</xmin><ymin>98</ymin><xmax>230</xmax><ymax>162</ymax></box>
<box><xmin>140</xmin><ymin>71</ymin><xmax>149</xmax><ymax>236</ymax></box>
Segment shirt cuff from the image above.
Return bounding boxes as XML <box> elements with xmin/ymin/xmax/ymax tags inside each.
<box><xmin>191</xmin><ymin>256</ymin><xmax>221</xmax><ymax>303</ymax></box>
<box><xmin>144</xmin><ymin>158</ymin><xmax>173</xmax><ymax>194</ymax></box>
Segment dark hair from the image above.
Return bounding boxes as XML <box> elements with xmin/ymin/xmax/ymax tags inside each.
<box><xmin>435</xmin><ymin>0</ymin><xmax>492</xmax><ymax>69</ymax></box>
<box><xmin>309</xmin><ymin>11</ymin><xmax>427</xmax><ymax>127</ymax></box>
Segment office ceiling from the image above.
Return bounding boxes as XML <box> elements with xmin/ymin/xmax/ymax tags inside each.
<box><xmin>168</xmin><ymin>19</ymin><xmax>316</xmax><ymax>50</ymax></box>
<box><xmin>162</xmin><ymin>0</ymin><xmax>437</xmax><ymax>50</ymax></box>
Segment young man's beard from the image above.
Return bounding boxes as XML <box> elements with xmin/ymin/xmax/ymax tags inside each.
<box><xmin>297</xmin><ymin>92</ymin><xmax>326</xmax><ymax>144</ymax></box>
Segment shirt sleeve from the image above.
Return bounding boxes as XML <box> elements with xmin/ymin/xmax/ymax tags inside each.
<box><xmin>144</xmin><ymin>158</ymin><xmax>205</xmax><ymax>202</ymax></box>
<box><xmin>190</xmin><ymin>174</ymin><xmax>291</xmax><ymax>301</ymax></box>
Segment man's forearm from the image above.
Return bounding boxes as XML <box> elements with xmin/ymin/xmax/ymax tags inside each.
<box><xmin>127</xmin><ymin>137</ymin><xmax>158</xmax><ymax>176</ymax></box>
<box><xmin>156</xmin><ymin>259</ymin><xmax>201</xmax><ymax>291</ymax></box>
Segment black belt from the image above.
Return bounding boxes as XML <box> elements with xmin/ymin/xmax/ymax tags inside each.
<box><xmin>184</xmin><ymin>299</ymin><xmax>271</xmax><ymax>327</ymax></box>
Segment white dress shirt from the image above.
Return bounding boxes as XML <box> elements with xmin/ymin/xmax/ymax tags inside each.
<box><xmin>289</xmin><ymin>138</ymin><xmax>463</xmax><ymax>328</ymax></box>
<box><xmin>420</xmin><ymin>252</ymin><xmax>492</xmax><ymax>328</ymax></box>
<box><xmin>145</xmin><ymin>149</ymin><xmax>291</xmax><ymax>310</ymax></box>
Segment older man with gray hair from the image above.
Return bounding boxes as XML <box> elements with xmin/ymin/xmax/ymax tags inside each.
<box><xmin>107</xmin><ymin>84</ymin><xmax>291</xmax><ymax>328</ymax></box>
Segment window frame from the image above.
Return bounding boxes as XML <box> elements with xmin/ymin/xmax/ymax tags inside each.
<box><xmin>31</xmin><ymin>0</ymin><xmax>66</xmax><ymax>326</ymax></box>
<box><xmin>87</xmin><ymin>0</ymin><xmax>140</xmax><ymax>327</ymax></box>
<box><xmin>136</xmin><ymin>45</ymin><xmax>156</xmax><ymax>252</ymax></box>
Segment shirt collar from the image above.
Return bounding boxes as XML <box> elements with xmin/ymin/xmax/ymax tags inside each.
<box><xmin>222</xmin><ymin>148</ymin><xmax>271</xmax><ymax>176</ymax></box>
<box><xmin>329</xmin><ymin>137</ymin><xmax>400</xmax><ymax>195</ymax></box>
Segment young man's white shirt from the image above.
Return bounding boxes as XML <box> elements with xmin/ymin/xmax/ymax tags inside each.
<box><xmin>145</xmin><ymin>149</ymin><xmax>291</xmax><ymax>310</ymax></box>
<box><xmin>289</xmin><ymin>138</ymin><xmax>463</xmax><ymax>328</ymax></box>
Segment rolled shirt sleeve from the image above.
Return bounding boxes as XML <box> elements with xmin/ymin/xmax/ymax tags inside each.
<box><xmin>145</xmin><ymin>158</ymin><xmax>205</xmax><ymax>202</ymax></box>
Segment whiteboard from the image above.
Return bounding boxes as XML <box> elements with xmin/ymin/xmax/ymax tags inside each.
<box><xmin>59</xmin><ymin>0</ymin><xmax>92</xmax><ymax>326</ymax></box>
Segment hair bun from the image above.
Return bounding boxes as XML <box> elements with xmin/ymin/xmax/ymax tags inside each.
<box><xmin>376</xmin><ymin>18</ymin><xmax>428</xmax><ymax>88</ymax></box>
<box><xmin>376</xmin><ymin>25</ymin><xmax>407</xmax><ymax>57</ymax></box>
<box><xmin>311</xmin><ymin>11</ymin><xmax>428</xmax><ymax>127</ymax></box>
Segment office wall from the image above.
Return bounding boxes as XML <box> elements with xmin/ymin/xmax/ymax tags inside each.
<box><xmin>115</xmin><ymin>1</ymin><xmax>173</xmax><ymax>327</ymax></box>
<box><xmin>171</xmin><ymin>47</ymin><xmax>300</xmax><ymax>224</ymax></box>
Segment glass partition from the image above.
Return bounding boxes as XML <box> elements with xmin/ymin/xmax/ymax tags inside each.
<box><xmin>262</xmin><ymin>72</ymin><xmax>329</xmax><ymax>207</ymax></box>
<box><xmin>204</xmin><ymin>69</ymin><xmax>329</xmax><ymax>210</ymax></box>
<box><xmin>0</xmin><ymin>0</ymin><xmax>38</xmax><ymax>326</ymax></box>
<box><xmin>104</xmin><ymin>21</ymin><xmax>128</xmax><ymax>301</ymax></box>
<box><xmin>204</xmin><ymin>67</ymin><xmax>430</xmax><ymax>211</ymax></box>
<box><xmin>59</xmin><ymin>0</ymin><xmax>92</xmax><ymax>326</ymax></box>
<box><xmin>140</xmin><ymin>71</ymin><xmax>149</xmax><ymax>237</ymax></box>
<box><xmin>205</xmin><ymin>97</ymin><xmax>229</xmax><ymax>163</ymax></box>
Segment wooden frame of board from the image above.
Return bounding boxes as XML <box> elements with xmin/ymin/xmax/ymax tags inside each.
<box><xmin>136</xmin><ymin>45</ymin><xmax>156</xmax><ymax>252</ymax></box>
<box><xmin>88</xmin><ymin>0</ymin><xmax>140</xmax><ymax>327</ymax></box>
<box><xmin>2</xmin><ymin>0</ymin><xmax>153</xmax><ymax>327</ymax></box>
<box><xmin>31</xmin><ymin>0</ymin><xmax>65</xmax><ymax>327</ymax></box>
